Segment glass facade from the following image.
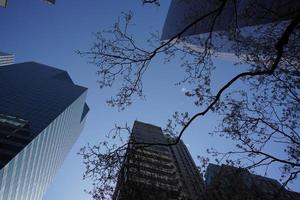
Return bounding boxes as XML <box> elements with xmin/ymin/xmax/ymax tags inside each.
<box><xmin>0</xmin><ymin>62</ymin><xmax>88</xmax><ymax>200</ymax></box>
<box><xmin>0</xmin><ymin>91</ymin><xmax>87</xmax><ymax>200</ymax></box>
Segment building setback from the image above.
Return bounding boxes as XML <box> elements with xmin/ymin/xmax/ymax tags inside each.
<box><xmin>0</xmin><ymin>62</ymin><xmax>89</xmax><ymax>200</ymax></box>
<box><xmin>113</xmin><ymin>121</ymin><xmax>204</xmax><ymax>200</ymax></box>
<box><xmin>0</xmin><ymin>51</ymin><xmax>14</xmax><ymax>66</ymax></box>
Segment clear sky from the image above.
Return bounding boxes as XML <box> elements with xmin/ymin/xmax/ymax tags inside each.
<box><xmin>0</xmin><ymin>0</ymin><xmax>299</xmax><ymax>199</ymax></box>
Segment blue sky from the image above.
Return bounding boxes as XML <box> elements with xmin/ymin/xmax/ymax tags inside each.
<box><xmin>0</xmin><ymin>0</ymin><xmax>299</xmax><ymax>199</ymax></box>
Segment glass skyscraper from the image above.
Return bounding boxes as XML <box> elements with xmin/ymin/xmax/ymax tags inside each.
<box><xmin>0</xmin><ymin>62</ymin><xmax>89</xmax><ymax>200</ymax></box>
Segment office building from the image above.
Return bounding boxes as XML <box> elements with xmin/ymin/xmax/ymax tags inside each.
<box><xmin>0</xmin><ymin>62</ymin><xmax>89</xmax><ymax>200</ymax></box>
<box><xmin>113</xmin><ymin>121</ymin><xmax>204</xmax><ymax>200</ymax></box>
<box><xmin>202</xmin><ymin>164</ymin><xmax>300</xmax><ymax>200</ymax></box>
<box><xmin>0</xmin><ymin>51</ymin><xmax>14</xmax><ymax>66</ymax></box>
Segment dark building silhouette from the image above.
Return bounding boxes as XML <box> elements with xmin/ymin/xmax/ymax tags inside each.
<box><xmin>113</xmin><ymin>121</ymin><xmax>204</xmax><ymax>200</ymax></box>
<box><xmin>0</xmin><ymin>62</ymin><xmax>89</xmax><ymax>200</ymax></box>
<box><xmin>202</xmin><ymin>164</ymin><xmax>300</xmax><ymax>200</ymax></box>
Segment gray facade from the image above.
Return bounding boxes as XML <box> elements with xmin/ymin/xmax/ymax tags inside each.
<box><xmin>0</xmin><ymin>62</ymin><xmax>88</xmax><ymax>200</ymax></box>
<box><xmin>0</xmin><ymin>52</ymin><xmax>14</xmax><ymax>66</ymax></box>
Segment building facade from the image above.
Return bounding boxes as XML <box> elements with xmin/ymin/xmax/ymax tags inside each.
<box><xmin>0</xmin><ymin>62</ymin><xmax>89</xmax><ymax>200</ymax></box>
<box><xmin>113</xmin><ymin>121</ymin><xmax>204</xmax><ymax>200</ymax></box>
<box><xmin>0</xmin><ymin>52</ymin><xmax>14</xmax><ymax>66</ymax></box>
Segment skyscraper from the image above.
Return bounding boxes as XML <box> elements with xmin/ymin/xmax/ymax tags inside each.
<box><xmin>0</xmin><ymin>62</ymin><xmax>89</xmax><ymax>200</ymax></box>
<box><xmin>0</xmin><ymin>51</ymin><xmax>14</xmax><ymax>66</ymax></box>
<box><xmin>113</xmin><ymin>121</ymin><xmax>203</xmax><ymax>200</ymax></box>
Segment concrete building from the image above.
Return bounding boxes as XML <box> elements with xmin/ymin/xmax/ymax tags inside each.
<box><xmin>0</xmin><ymin>62</ymin><xmax>89</xmax><ymax>200</ymax></box>
<box><xmin>0</xmin><ymin>51</ymin><xmax>14</xmax><ymax>66</ymax></box>
<box><xmin>113</xmin><ymin>121</ymin><xmax>204</xmax><ymax>200</ymax></box>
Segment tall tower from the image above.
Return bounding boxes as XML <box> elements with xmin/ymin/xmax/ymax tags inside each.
<box><xmin>0</xmin><ymin>62</ymin><xmax>89</xmax><ymax>200</ymax></box>
<box><xmin>113</xmin><ymin>121</ymin><xmax>204</xmax><ymax>200</ymax></box>
<box><xmin>0</xmin><ymin>51</ymin><xmax>14</xmax><ymax>66</ymax></box>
